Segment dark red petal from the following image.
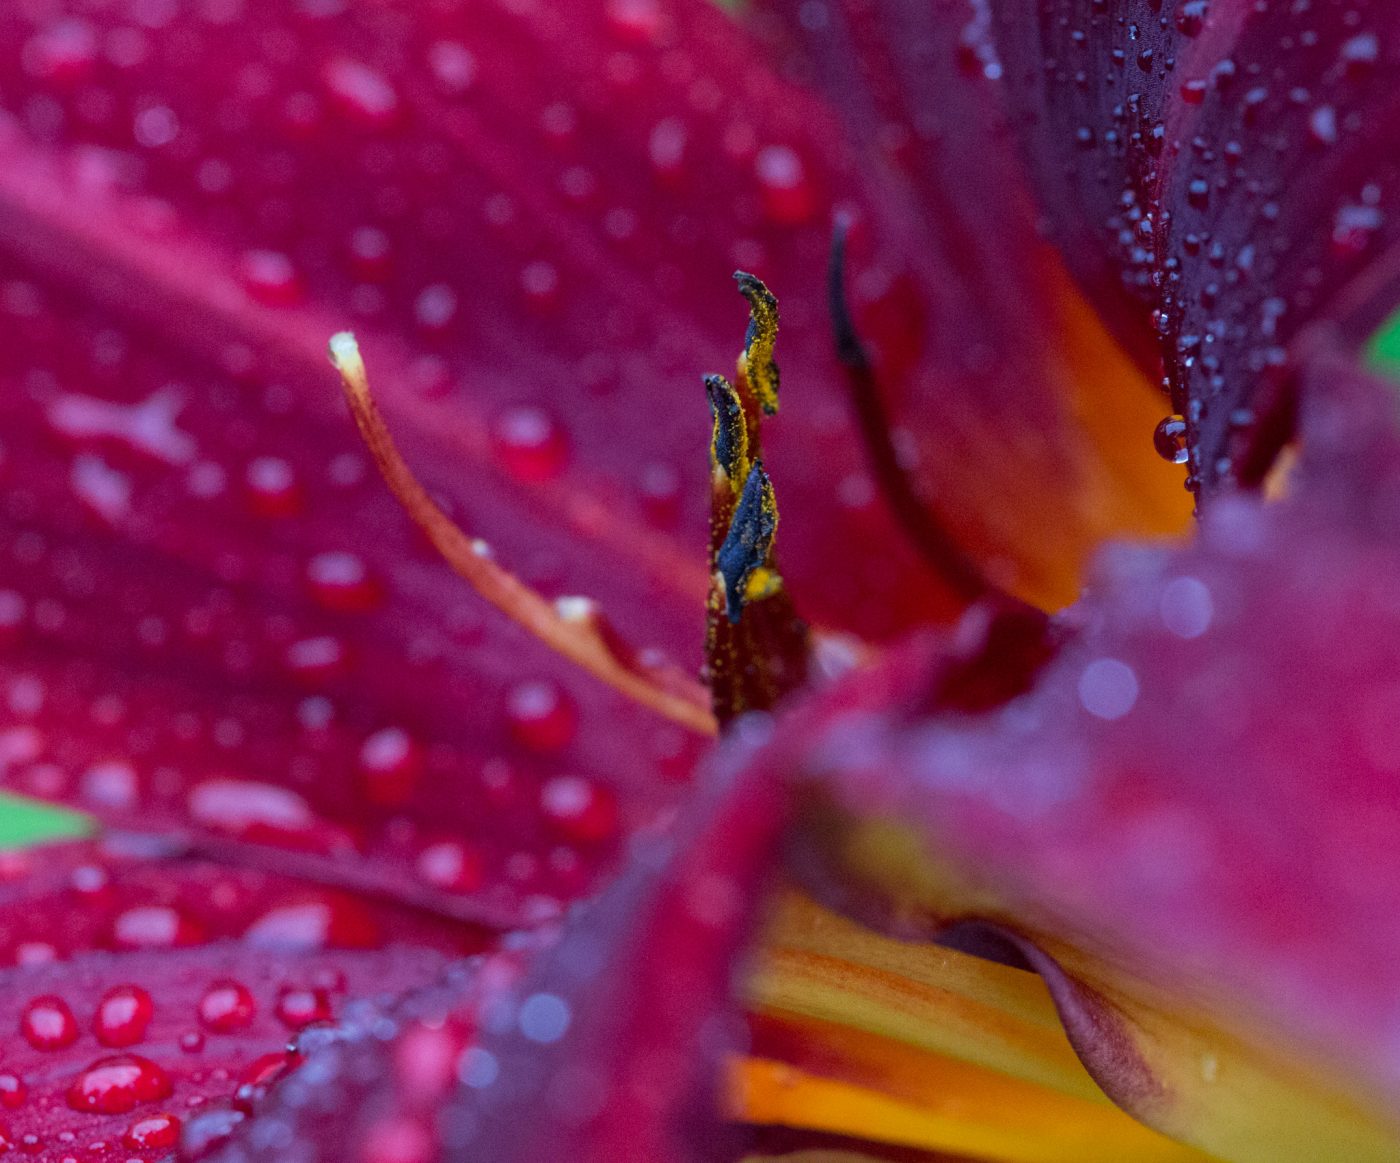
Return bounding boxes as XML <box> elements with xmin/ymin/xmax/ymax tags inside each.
<box><xmin>205</xmin><ymin>750</ymin><xmax>790</xmax><ymax>1163</ymax></box>
<box><xmin>1153</xmin><ymin>6</ymin><xmax>1400</xmax><ymax>495</ymax></box>
<box><xmin>777</xmin><ymin>350</ymin><xmax>1400</xmax><ymax>1114</ymax></box>
<box><xmin>0</xmin><ymin>842</ymin><xmax>454</xmax><ymax>1163</ymax></box>
<box><xmin>983</xmin><ymin>0</ymin><xmax>1181</xmax><ymax>353</ymax></box>
<box><xmin>752</xmin><ymin>0</ymin><xmax>1189</xmax><ymax>610</ymax></box>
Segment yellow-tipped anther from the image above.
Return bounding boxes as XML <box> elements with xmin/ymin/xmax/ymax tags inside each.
<box><xmin>735</xmin><ymin>272</ymin><xmax>781</xmax><ymax>416</ymax></box>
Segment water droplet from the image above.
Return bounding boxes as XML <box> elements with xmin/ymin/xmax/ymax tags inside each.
<box><xmin>244</xmin><ymin>456</ymin><xmax>303</xmax><ymax>517</ymax></box>
<box><xmin>66</xmin><ymin>1055</ymin><xmax>172</xmax><ymax>1114</ymax></box>
<box><xmin>648</xmin><ymin>118</ymin><xmax>687</xmax><ymax>182</ymax></box>
<box><xmin>1153</xmin><ymin>415</ymin><xmax>1189</xmax><ymax>464</ymax></box>
<box><xmin>519</xmin><ymin>261</ymin><xmax>560</xmax><ymax>311</ymax></box>
<box><xmin>0</xmin><ymin>1075</ymin><xmax>27</xmax><ymax>1110</ymax></box>
<box><xmin>124</xmin><ymin>1112</ymin><xmax>181</xmax><ymax>1150</ymax></box>
<box><xmin>415</xmin><ymin>839</ymin><xmax>485</xmax><ymax>894</ymax></box>
<box><xmin>1174</xmin><ymin>0</ymin><xmax>1208</xmax><ymax>36</ymax></box>
<box><xmin>274</xmin><ymin>986</ymin><xmax>332</xmax><ymax>1030</ymax></box>
<box><xmin>348</xmin><ymin>227</ymin><xmax>392</xmax><ymax>280</ymax></box>
<box><xmin>95</xmin><ymin>985</ymin><xmax>155</xmax><ymax>1048</ymax></box>
<box><xmin>428</xmin><ymin>41</ymin><xmax>477</xmax><ymax>93</ymax></box>
<box><xmin>23</xmin><ymin>19</ymin><xmax>98</xmax><ymax>84</ymax></box>
<box><xmin>80</xmin><ymin>760</ymin><xmax>139</xmax><ymax>810</ymax></box>
<box><xmin>20</xmin><ymin>995</ymin><xmax>78</xmax><ymax>1051</ymax></box>
<box><xmin>504</xmin><ymin>679</ymin><xmax>577</xmax><ymax>754</ymax></box>
<box><xmin>359</xmin><ymin>727</ymin><xmax>423</xmax><ymax>806</ymax></box>
<box><xmin>1308</xmin><ymin>104</ymin><xmax>1338</xmax><ymax>145</ymax></box>
<box><xmin>1160</xmin><ymin>576</ymin><xmax>1214</xmax><ymax>639</ymax></box>
<box><xmin>306</xmin><ymin>551</ymin><xmax>381</xmax><ymax>612</ymax></box>
<box><xmin>414</xmin><ymin>283</ymin><xmax>458</xmax><ymax>334</ymax></box>
<box><xmin>323</xmin><ymin>58</ymin><xmax>399</xmax><ymax>128</ymax></box>
<box><xmin>754</xmin><ymin>145</ymin><xmax>816</xmax><ymax>224</ymax></box>
<box><xmin>112</xmin><ymin>905</ymin><xmax>206</xmax><ymax>950</ymax></box>
<box><xmin>284</xmin><ymin>635</ymin><xmax>351</xmax><ymax>684</ymax></box>
<box><xmin>1340</xmin><ymin>32</ymin><xmax>1379</xmax><ymax>76</ymax></box>
<box><xmin>539</xmin><ymin>775</ymin><xmax>618</xmax><ymax>844</ymax></box>
<box><xmin>238</xmin><ymin>250</ymin><xmax>303</xmax><ymax>307</ymax></box>
<box><xmin>491</xmin><ymin>407</ymin><xmax>568</xmax><ymax>482</ymax></box>
<box><xmin>198</xmin><ymin>980</ymin><xmax>256</xmax><ymax>1033</ymax></box>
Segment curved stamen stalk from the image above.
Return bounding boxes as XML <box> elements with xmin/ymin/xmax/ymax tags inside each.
<box><xmin>328</xmin><ymin>332</ymin><xmax>718</xmax><ymax>737</ymax></box>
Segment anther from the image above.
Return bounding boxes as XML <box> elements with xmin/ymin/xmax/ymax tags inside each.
<box><xmin>717</xmin><ymin>461</ymin><xmax>779</xmax><ymax>624</ymax></box>
<box><xmin>734</xmin><ymin>271</ymin><xmax>781</xmax><ymax>416</ymax></box>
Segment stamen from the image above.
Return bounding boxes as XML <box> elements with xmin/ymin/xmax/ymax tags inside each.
<box><xmin>328</xmin><ymin>332</ymin><xmax>717</xmax><ymax>737</ymax></box>
<box><xmin>705</xmin><ymin>373</ymin><xmax>750</xmax><ymax>491</ymax></box>
<box><xmin>827</xmin><ymin>219</ymin><xmax>1000</xmax><ymax>605</ymax></box>
<box><xmin>717</xmin><ymin>461</ymin><xmax>779</xmax><ymax>624</ymax></box>
<box><xmin>703</xmin><ymin>281</ymin><xmax>810</xmax><ymax>724</ymax></box>
<box><xmin>735</xmin><ymin>271</ymin><xmax>781</xmax><ymax>417</ymax></box>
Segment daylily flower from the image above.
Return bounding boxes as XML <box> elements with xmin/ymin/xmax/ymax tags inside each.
<box><xmin>0</xmin><ymin>0</ymin><xmax>1397</xmax><ymax>1160</ymax></box>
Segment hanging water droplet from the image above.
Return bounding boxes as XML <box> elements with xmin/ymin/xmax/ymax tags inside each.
<box><xmin>1153</xmin><ymin>415</ymin><xmax>1189</xmax><ymax>464</ymax></box>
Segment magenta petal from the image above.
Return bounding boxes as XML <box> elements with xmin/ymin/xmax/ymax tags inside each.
<box><xmin>0</xmin><ymin>839</ymin><xmax>455</xmax><ymax>1162</ymax></box>
<box><xmin>777</xmin><ymin>350</ymin><xmax>1400</xmax><ymax>1106</ymax></box>
<box><xmin>208</xmin><ymin>749</ymin><xmax>790</xmax><ymax>1163</ymax></box>
<box><xmin>986</xmin><ymin>0</ymin><xmax>1182</xmax><ymax>354</ymax></box>
<box><xmin>1154</xmin><ymin>7</ymin><xmax>1400</xmax><ymax>494</ymax></box>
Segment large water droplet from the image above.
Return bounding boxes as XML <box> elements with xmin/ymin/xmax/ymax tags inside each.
<box><xmin>94</xmin><ymin>985</ymin><xmax>154</xmax><ymax>1048</ymax></box>
<box><xmin>66</xmin><ymin>1054</ymin><xmax>172</xmax><ymax>1114</ymax></box>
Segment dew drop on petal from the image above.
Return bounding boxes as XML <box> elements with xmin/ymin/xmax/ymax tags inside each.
<box><xmin>491</xmin><ymin>407</ymin><xmax>568</xmax><ymax>482</ymax></box>
<box><xmin>754</xmin><ymin>144</ymin><xmax>815</xmax><ymax>224</ymax></box>
<box><xmin>20</xmin><ymin>995</ymin><xmax>78</xmax><ymax>1051</ymax></box>
<box><xmin>305</xmin><ymin>551</ymin><xmax>381</xmax><ymax>612</ymax></box>
<box><xmin>358</xmin><ymin>727</ymin><xmax>423</xmax><ymax>806</ymax></box>
<box><xmin>94</xmin><ymin>985</ymin><xmax>155</xmax><ymax>1048</ymax></box>
<box><xmin>415</xmin><ymin>840</ymin><xmax>485</xmax><ymax>894</ymax></box>
<box><xmin>0</xmin><ymin>1075</ymin><xmax>23</xmax><ymax>1111</ymax></box>
<box><xmin>504</xmin><ymin>679</ymin><xmax>577</xmax><ymax>754</ymax></box>
<box><xmin>238</xmin><ymin>250</ymin><xmax>303</xmax><ymax>307</ymax></box>
<box><xmin>274</xmin><ymin>987</ymin><xmax>333</xmax><ymax>1030</ymax></box>
<box><xmin>112</xmin><ymin>905</ymin><xmax>206</xmax><ymax>950</ymax></box>
<box><xmin>66</xmin><ymin>1055</ymin><xmax>171</xmax><ymax>1114</ymax></box>
<box><xmin>539</xmin><ymin>775</ymin><xmax>618</xmax><ymax>844</ymax></box>
<box><xmin>197</xmin><ymin>980</ymin><xmax>256</xmax><ymax>1033</ymax></box>
<box><xmin>124</xmin><ymin>1112</ymin><xmax>181</xmax><ymax>1150</ymax></box>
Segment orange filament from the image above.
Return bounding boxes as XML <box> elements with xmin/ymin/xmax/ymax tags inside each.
<box><xmin>328</xmin><ymin>332</ymin><xmax>718</xmax><ymax>737</ymax></box>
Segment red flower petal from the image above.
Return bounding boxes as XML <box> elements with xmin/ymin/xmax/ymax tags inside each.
<box><xmin>200</xmin><ymin>752</ymin><xmax>790</xmax><ymax>1163</ymax></box>
<box><xmin>753</xmin><ymin>0</ymin><xmax>1189</xmax><ymax>609</ymax></box>
<box><xmin>774</xmin><ymin>351</ymin><xmax>1400</xmax><ymax>1137</ymax></box>
<box><xmin>986</xmin><ymin>0</ymin><xmax>1400</xmax><ymax>500</ymax></box>
<box><xmin>0</xmin><ymin>841</ymin><xmax>455</xmax><ymax>1162</ymax></box>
